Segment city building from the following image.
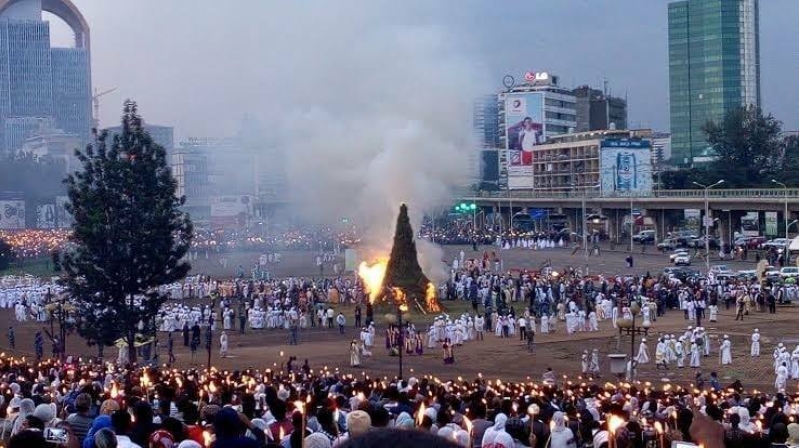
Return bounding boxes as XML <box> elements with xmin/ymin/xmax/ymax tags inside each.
<box><xmin>652</xmin><ymin>131</ymin><xmax>672</xmax><ymax>165</ymax></box>
<box><xmin>499</xmin><ymin>72</ymin><xmax>577</xmax><ymax>189</ymax></box>
<box><xmin>20</xmin><ymin>124</ymin><xmax>80</xmax><ymax>172</ymax></box>
<box><xmin>572</xmin><ymin>85</ymin><xmax>628</xmax><ymax>132</ymax></box>
<box><xmin>104</xmin><ymin>123</ymin><xmax>174</xmax><ymax>154</ymax></box>
<box><xmin>529</xmin><ymin>129</ymin><xmax>653</xmax><ymax>195</ymax></box>
<box><xmin>473</xmin><ymin>95</ymin><xmax>501</xmax><ymax>190</ymax></box>
<box><xmin>0</xmin><ymin>0</ymin><xmax>92</xmax><ymax>155</ymax></box>
<box><xmin>668</xmin><ymin>0</ymin><xmax>760</xmax><ymax>166</ymax></box>
<box><xmin>171</xmin><ymin>145</ymin><xmax>211</xmax><ymax>222</ymax></box>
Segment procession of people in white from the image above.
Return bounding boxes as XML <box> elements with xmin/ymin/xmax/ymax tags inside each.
<box><xmin>4</xmin><ymin>249</ymin><xmax>799</xmax><ymax>393</ymax></box>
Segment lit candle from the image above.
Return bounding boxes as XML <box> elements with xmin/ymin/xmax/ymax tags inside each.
<box><xmin>463</xmin><ymin>416</ymin><xmax>473</xmax><ymax>448</ymax></box>
<box><xmin>654</xmin><ymin>421</ymin><xmax>664</xmax><ymax>448</ymax></box>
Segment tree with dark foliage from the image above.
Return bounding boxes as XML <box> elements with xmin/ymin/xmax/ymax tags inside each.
<box><xmin>60</xmin><ymin>101</ymin><xmax>193</xmax><ymax>363</ymax></box>
<box><xmin>702</xmin><ymin>105</ymin><xmax>789</xmax><ymax>187</ymax></box>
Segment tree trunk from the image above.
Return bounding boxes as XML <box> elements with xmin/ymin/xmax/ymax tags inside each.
<box><xmin>128</xmin><ymin>331</ymin><xmax>137</xmax><ymax>366</ymax></box>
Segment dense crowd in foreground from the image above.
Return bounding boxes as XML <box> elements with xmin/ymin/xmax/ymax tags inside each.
<box><xmin>0</xmin><ymin>354</ymin><xmax>794</xmax><ymax>448</ymax></box>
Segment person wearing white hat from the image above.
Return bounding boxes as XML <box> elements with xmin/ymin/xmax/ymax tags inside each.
<box><xmin>635</xmin><ymin>338</ymin><xmax>650</xmax><ymax>364</ymax></box>
<box><xmin>751</xmin><ymin>329</ymin><xmax>760</xmax><ymax>357</ymax></box>
<box><xmin>676</xmin><ymin>336</ymin><xmax>685</xmax><ymax>368</ymax></box>
<box><xmin>720</xmin><ymin>335</ymin><xmax>732</xmax><ymax>365</ymax></box>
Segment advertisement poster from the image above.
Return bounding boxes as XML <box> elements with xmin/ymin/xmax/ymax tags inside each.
<box><xmin>684</xmin><ymin>209</ymin><xmax>701</xmax><ymax>230</ymax></box>
<box><xmin>210</xmin><ymin>195</ymin><xmax>251</xmax><ymax>228</ymax></box>
<box><xmin>0</xmin><ymin>200</ymin><xmax>25</xmax><ymax>229</ymax></box>
<box><xmin>36</xmin><ymin>204</ymin><xmax>56</xmax><ymax>229</ymax></box>
<box><xmin>765</xmin><ymin>211</ymin><xmax>778</xmax><ymax>237</ymax></box>
<box><xmin>599</xmin><ymin>139</ymin><xmax>653</xmax><ymax>196</ymax></box>
<box><xmin>504</xmin><ymin>92</ymin><xmax>545</xmax><ymax>189</ymax></box>
<box><xmin>55</xmin><ymin>196</ymin><xmax>73</xmax><ymax>229</ymax></box>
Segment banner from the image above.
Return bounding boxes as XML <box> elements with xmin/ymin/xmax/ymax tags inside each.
<box><xmin>36</xmin><ymin>204</ymin><xmax>56</xmax><ymax>229</ymax></box>
<box><xmin>765</xmin><ymin>211</ymin><xmax>778</xmax><ymax>237</ymax></box>
<box><xmin>599</xmin><ymin>139</ymin><xmax>653</xmax><ymax>196</ymax></box>
<box><xmin>0</xmin><ymin>200</ymin><xmax>25</xmax><ymax>229</ymax></box>
<box><xmin>504</xmin><ymin>92</ymin><xmax>545</xmax><ymax>189</ymax></box>
<box><xmin>55</xmin><ymin>196</ymin><xmax>72</xmax><ymax>229</ymax></box>
<box><xmin>210</xmin><ymin>195</ymin><xmax>252</xmax><ymax>228</ymax></box>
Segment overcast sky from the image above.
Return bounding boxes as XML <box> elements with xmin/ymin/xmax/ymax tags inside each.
<box><xmin>49</xmin><ymin>0</ymin><xmax>799</xmax><ymax>139</ymax></box>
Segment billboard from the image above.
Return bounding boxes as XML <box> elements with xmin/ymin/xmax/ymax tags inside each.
<box><xmin>55</xmin><ymin>196</ymin><xmax>73</xmax><ymax>229</ymax></box>
<box><xmin>210</xmin><ymin>195</ymin><xmax>252</xmax><ymax>228</ymax></box>
<box><xmin>36</xmin><ymin>204</ymin><xmax>56</xmax><ymax>229</ymax></box>
<box><xmin>765</xmin><ymin>211</ymin><xmax>778</xmax><ymax>237</ymax></box>
<box><xmin>0</xmin><ymin>200</ymin><xmax>25</xmax><ymax>229</ymax></box>
<box><xmin>504</xmin><ymin>92</ymin><xmax>545</xmax><ymax>189</ymax></box>
<box><xmin>600</xmin><ymin>139</ymin><xmax>653</xmax><ymax>196</ymax></box>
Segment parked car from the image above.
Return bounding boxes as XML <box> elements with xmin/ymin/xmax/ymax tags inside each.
<box><xmin>658</xmin><ymin>239</ymin><xmax>679</xmax><ymax>251</ymax></box>
<box><xmin>780</xmin><ymin>267</ymin><xmax>799</xmax><ymax>279</ymax></box>
<box><xmin>674</xmin><ymin>252</ymin><xmax>692</xmax><ymax>266</ymax></box>
<box><xmin>737</xmin><ymin>270</ymin><xmax>757</xmax><ymax>280</ymax></box>
<box><xmin>765</xmin><ymin>266</ymin><xmax>781</xmax><ymax>280</ymax></box>
<box><xmin>633</xmin><ymin>230</ymin><xmax>656</xmax><ymax>244</ymax></box>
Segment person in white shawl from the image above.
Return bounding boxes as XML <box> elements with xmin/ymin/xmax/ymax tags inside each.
<box><xmin>482</xmin><ymin>413</ymin><xmax>513</xmax><ymax>448</ymax></box>
<box><xmin>550</xmin><ymin>411</ymin><xmax>577</xmax><ymax>448</ymax></box>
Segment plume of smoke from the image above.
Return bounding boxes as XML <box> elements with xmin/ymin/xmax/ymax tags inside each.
<box><xmin>261</xmin><ymin>1</ymin><xmax>489</xmax><ymax>283</ymax></box>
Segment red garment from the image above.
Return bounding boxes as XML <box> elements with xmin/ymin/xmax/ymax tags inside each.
<box><xmin>268</xmin><ymin>420</ymin><xmax>293</xmax><ymax>442</ymax></box>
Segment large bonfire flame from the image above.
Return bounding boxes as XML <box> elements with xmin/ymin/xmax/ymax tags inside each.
<box><xmin>358</xmin><ymin>259</ymin><xmax>388</xmax><ymax>303</ymax></box>
<box><xmin>355</xmin><ymin>204</ymin><xmax>442</xmax><ymax>313</ymax></box>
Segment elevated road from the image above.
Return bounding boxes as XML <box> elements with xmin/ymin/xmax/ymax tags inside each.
<box><xmin>463</xmin><ymin>188</ymin><xmax>799</xmax><ymax>212</ymax></box>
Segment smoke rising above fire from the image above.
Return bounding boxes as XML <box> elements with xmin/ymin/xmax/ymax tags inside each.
<box><xmin>259</xmin><ymin>2</ymin><xmax>489</xmax><ymax>282</ymax></box>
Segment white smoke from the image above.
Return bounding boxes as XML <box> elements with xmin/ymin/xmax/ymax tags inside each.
<box><xmin>257</xmin><ymin>1</ymin><xmax>489</xmax><ymax>283</ymax></box>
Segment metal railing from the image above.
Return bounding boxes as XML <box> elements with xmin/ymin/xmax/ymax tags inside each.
<box><xmin>467</xmin><ymin>188</ymin><xmax>799</xmax><ymax>200</ymax></box>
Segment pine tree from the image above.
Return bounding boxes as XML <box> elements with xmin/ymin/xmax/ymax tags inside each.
<box><xmin>60</xmin><ymin>101</ymin><xmax>193</xmax><ymax>364</ymax></box>
<box><xmin>381</xmin><ymin>204</ymin><xmax>439</xmax><ymax>311</ymax></box>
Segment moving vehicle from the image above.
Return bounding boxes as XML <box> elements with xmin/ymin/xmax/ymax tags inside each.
<box><xmin>673</xmin><ymin>252</ymin><xmax>691</xmax><ymax>266</ymax></box>
<box><xmin>764</xmin><ymin>238</ymin><xmax>790</xmax><ymax>254</ymax></box>
<box><xmin>780</xmin><ymin>267</ymin><xmax>799</xmax><ymax>279</ymax></box>
<box><xmin>709</xmin><ymin>265</ymin><xmax>731</xmax><ymax>275</ymax></box>
<box><xmin>669</xmin><ymin>248</ymin><xmax>689</xmax><ymax>262</ymax></box>
<box><xmin>633</xmin><ymin>230</ymin><xmax>656</xmax><ymax>244</ymax></box>
<box><xmin>658</xmin><ymin>238</ymin><xmax>679</xmax><ymax>251</ymax></box>
<box><xmin>690</xmin><ymin>236</ymin><xmax>720</xmax><ymax>249</ymax></box>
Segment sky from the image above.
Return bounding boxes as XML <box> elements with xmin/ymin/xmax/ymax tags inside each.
<box><xmin>47</xmin><ymin>0</ymin><xmax>799</xmax><ymax>139</ymax></box>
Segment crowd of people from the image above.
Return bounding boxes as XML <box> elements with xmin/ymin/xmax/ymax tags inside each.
<box><xmin>0</xmin><ymin>350</ymin><xmax>794</xmax><ymax>448</ymax></box>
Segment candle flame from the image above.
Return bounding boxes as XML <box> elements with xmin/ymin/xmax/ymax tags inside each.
<box><xmin>418</xmin><ymin>403</ymin><xmax>426</xmax><ymax>426</ymax></box>
<box><xmin>654</xmin><ymin>422</ymin><xmax>663</xmax><ymax>434</ymax></box>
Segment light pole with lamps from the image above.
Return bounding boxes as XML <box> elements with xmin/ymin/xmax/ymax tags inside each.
<box><xmin>385</xmin><ymin>301</ymin><xmax>410</xmax><ymax>379</ymax></box>
<box><xmin>581</xmin><ymin>184</ymin><xmax>601</xmax><ymax>275</ymax></box>
<box><xmin>772</xmin><ymin>180</ymin><xmax>790</xmax><ymax>241</ymax></box>
<box><xmin>616</xmin><ymin>301</ymin><xmax>650</xmax><ymax>382</ymax></box>
<box><xmin>692</xmin><ymin>180</ymin><xmax>725</xmax><ymax>272</ymax></box>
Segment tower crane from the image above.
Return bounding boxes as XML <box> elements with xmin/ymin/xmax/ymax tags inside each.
<box><xmin>93</xmin><ymin>87</ymin><xmax>117</xmax><ymax>129</ymax></box>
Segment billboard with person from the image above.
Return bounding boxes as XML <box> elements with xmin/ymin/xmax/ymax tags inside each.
<box><xmin>504</xmin><ymin>92</ymin><xmax>545</xmax><ymax>189</ymax></box>
<box><xmin>0</xmin><ymin>200</ymin><xmax>25</xmax><ymax>229</ymax></box>
<box><xmin>599</xmin><ymin>139</ymin><xmax>653</xmax><ymax>196</ymax></box>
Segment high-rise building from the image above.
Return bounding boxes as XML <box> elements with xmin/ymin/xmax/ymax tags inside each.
<box><xmin>668</xmin><ymin>0</ymin><xmax>760</xmax><ymax>166</ymax></box>
<box><xmin>499</xmin><ymin>72</ymin><xmax>577</xmax><ymax>189</ymax></box>
<box><xmin>0</xmin><ymin>0</ymin><xmax>92</xmax><ymax>155</ymax></box>
<box><xmin>472</xmin><ymin>95</ymin><xmax>500</xmax><ymax>190</ymax></box>
<box><xmin>104</xmin><ymin>123</ymin><xmax>174</xmax><ymax>154</ymax></box>
<box><xmin>572</xmin><ymin>85</ymin><xmax>628</xmax><ymax>132</ymax></box>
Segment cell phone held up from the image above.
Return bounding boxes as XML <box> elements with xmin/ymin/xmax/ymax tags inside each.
<box><xmin>44</xmin><ymin>427</ymin><xmax>68</xmax><ymax>444</ymax></box>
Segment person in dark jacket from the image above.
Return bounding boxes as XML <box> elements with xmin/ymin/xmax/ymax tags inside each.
<box><xmin>213</xmin><ymin>408</ymin><xmax>264</xmax><ymax>448</ymax></box>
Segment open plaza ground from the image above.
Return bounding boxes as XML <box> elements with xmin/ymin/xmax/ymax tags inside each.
<box><xmin>1</xmin><ymin>244</ymin><xmax>790</xmax><ymax>389</ymax></box>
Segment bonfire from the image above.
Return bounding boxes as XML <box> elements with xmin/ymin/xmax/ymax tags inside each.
<box><xmin>358</xmin><ymin>204</ymin><xmax>441</xmax><ymax>314</ymax></box>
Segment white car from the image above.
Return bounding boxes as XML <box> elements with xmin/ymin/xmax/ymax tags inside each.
<box><xmin>674</xmin><ymin>252</ymin><xmax>692</xmax><ymax>266</ymax></box>
<box><xmin>780</xmin><ymin>267</ymin><xmax>799</xmax><ymax>278</ymax></box>
<box><xmin>669</xmin><ymin>248</ymin><xmax>689</xmax><ymax>262</ymax></box>
<box><xmin>709</xmin><ymin>265</ymin><xmax>731</xmax><ymax>274</ymax></box>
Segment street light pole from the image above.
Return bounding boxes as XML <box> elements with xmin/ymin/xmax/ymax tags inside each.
<box><xmin>693</xmin><ymin>180</ymin><xmax>724</xmax><ymax>272</ymax></box>
<box><xmin>772</xmin><ymin>180</ymin><xmax>789</xmax><ymax>241</ymax></box>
